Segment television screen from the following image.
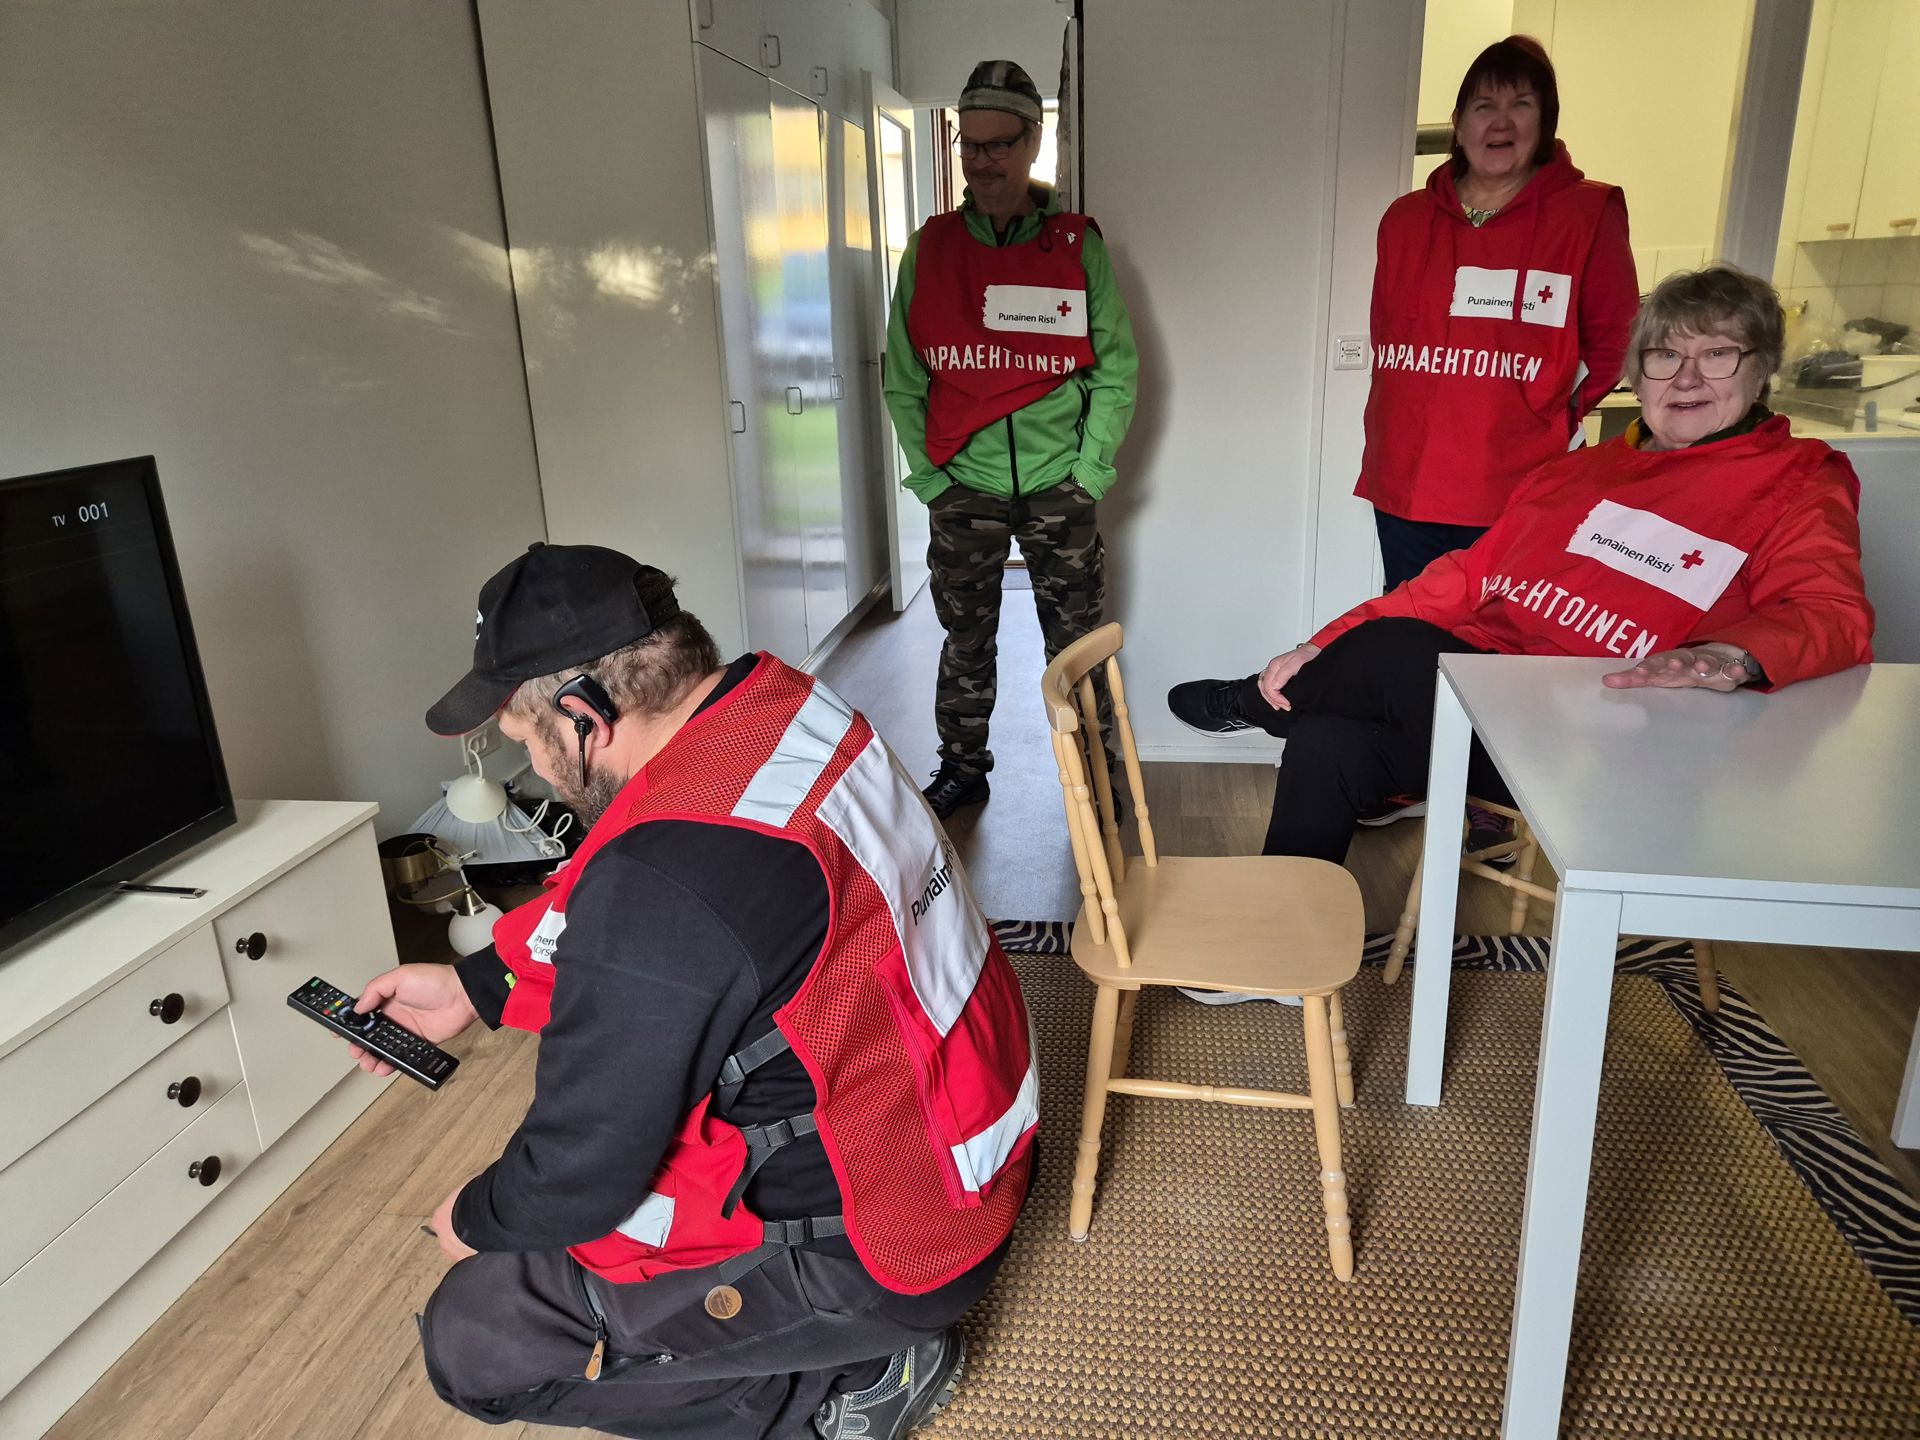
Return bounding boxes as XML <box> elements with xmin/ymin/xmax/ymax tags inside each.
<box><xmin>0</xmin><ymin>456</ymin><xmax>235</xmax><ymax>954</ymax></box>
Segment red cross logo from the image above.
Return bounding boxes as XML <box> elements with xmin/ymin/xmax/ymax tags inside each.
<box><xmin>1057</xmin><ymin>300</ymin><xmax>1073</xmax><ymax>317</ymax></box>
<box><xmin>1680</xmin><ymin>549</ymin><xmax>1704</xmax><ymax>569</ymax></box>
<box><xmin>1537</xmin><ymin>284</ymin><xmax>1554</xmax><ymax>304</ymax></box>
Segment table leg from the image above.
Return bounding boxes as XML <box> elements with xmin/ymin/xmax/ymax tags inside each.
<box><xmin>1501</xmin><ymin>886</ymin><xmax>1622</xmax><ymax>1440</ymax></box>
<box><xmin>1894</xmin><ymin>1005</ymin><xmax>1920</xmax><ymax>1149</ymax></box>
<box><xmin>1405</xmin><ymin>674</ymin><xmax>1472</xmax><ymax>1106</ymax></box>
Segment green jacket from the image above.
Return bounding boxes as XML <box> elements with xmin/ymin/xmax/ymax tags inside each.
<box><xmin>882</xmin><ymin>184</ymin><xmax>1138</xmax><ymax>502</ymax></box>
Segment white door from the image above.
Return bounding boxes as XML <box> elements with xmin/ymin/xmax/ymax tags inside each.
<box><xmin>770</xmin><ymin>87</ymin><xmax>848</xmax><ymax>653</ymax></box>
<box><xmin>826</xmin><ymin>114</ymin><xmax>888</xmax><ymax>609</ymax></box>
<box><xmin>701</xmin><ymin>48</ymin><xmax>809</xmax><ymax>663</ymax></box>
<box><xmin>865</xmin><ymin>73</ymin><xmax>930</xmax><ymax>611</ymax></box>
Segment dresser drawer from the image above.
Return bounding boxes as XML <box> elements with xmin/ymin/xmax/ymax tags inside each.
<box><xmin>0</xmin><ymin>1011</ymin><xmax>243</xmax><ymax>1284</ymax></box>
<box><xmin>0</xmin><ymin>927</ymin><xmax>229</xmax><ymax>1171</ymax></box>
<box><xmin>0</xmin><ymin>1081</ymin><xmax>260</xmax><ymax>1399</ymax></box>
<box><xmin>216</xmin><ymin>822</ymin><xmax>396</xmax><ymax>1147</ymax></box>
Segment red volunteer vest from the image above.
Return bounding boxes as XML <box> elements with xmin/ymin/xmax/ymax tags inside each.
<box><xmin>906</xmin><ymin>208</ymin><xmax>1100</xmax><ymax>464</ymax></box>
<box><xmin>1452</xmin><ymin>419</ymin><xmax>1827</xmax><ymax>659</ymax></box>
<box><xmin>489</xmin><ymin>657</ymin><xmax>1037</xmax><ymax>1294</ymax></box>
<box><xmin>1359</xmin><ymin>151</ymin><xmax>1630</xmax><ymax>525</ymax></box>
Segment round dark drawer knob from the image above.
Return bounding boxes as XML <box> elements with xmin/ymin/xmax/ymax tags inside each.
<box><xmin>167</xmin><ymin>1076</ymin><xmax>203</xmax><ymax>1107</ymax></box>
<box><xmin>149</xmin><ymin>993</ymin><xmax>186</xmax><ymax>1025</ymax></box>
<box><xmin>187</xmin><ymin>1156</ymin><xmax>222</xmax><ymax>1187</ymax></box>
<box><xmin>234</xmin><ymin>932</ymin><xmax>268</xmax><ymax>961</ymax></box>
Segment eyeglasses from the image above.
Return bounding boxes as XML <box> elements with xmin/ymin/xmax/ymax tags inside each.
<box><xmin>1639</xmin><ymin>345</ymin><xmax>1753</xmax><ymax>381</ymax></box>
<box><xmin>952</xmin><ymin>136</ymin><xmax>1023</xmax><ymax>161</ymax></box>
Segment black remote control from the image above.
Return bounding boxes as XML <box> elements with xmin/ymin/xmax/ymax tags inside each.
<box><xmin>287</xmin><ymin>977</ymin><xmax>459</xmax><ymax>1090</ymax></box>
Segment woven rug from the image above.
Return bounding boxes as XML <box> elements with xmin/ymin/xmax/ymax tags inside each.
<box><xmin>923</xmin><ymin>927</ymin><xmax>1920</xmax><ymax>1439</ymax></box>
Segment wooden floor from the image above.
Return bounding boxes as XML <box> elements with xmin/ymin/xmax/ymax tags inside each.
<box><xmin>40</xmin><ymin>762</ymin><xmax>1920</xmax><ymax>1438</ymax></box>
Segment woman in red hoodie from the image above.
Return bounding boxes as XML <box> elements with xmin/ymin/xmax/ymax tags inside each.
<box><xmin>1362</xmin><ymin>35</ymin><xmax>1639</xmax><ymax>588</ymax></box>
<box><xmin>1169</xmin><ymin>266</ymin><xmax>1874</xmax><ymax>864</ymax></box>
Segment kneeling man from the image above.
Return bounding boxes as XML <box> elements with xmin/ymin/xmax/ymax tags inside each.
<box><xmin>344</xmin><ymin>543</ymin><xmax>1037</xmax><ymax>1440</ymax></box>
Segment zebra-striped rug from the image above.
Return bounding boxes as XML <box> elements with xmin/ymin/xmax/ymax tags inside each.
<box><xmin>988</xmin><ymin>919</ymin><xmax>1919</xmax><ymax>1328</ymax></box>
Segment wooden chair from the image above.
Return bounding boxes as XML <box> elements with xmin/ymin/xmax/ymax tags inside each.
<box><xmin>1381</xmin><ymin>797</ymin><xmax>1720</xmax><ymax>1012</ymax></box>
<box><xmin>1042</xmin><ymin>623</ymin><xmax>1365</xmax><ymax>1280</ymax></box>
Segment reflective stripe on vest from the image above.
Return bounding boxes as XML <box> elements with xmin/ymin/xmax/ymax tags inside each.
<box><xmin>952</xmin><ymin>1058</ymin><xmax>1039</xmax><ymax>1193</ymax></box>
<box><xmin>616</xmin><ymin>1191</ymin><xmax>675</xmax><ymax>1249</ymax></box>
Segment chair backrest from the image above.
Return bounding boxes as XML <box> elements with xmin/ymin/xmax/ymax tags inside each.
<box><xmin>1039</xmin><ymin>623</ymin><xmax>1157</xmax><ymax>964</ymax></box>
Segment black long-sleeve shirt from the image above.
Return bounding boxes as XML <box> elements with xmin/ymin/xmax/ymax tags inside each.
<box><xmin>450</xmin><ymin>657</ymin><xmax>841</xmax><ymax>1254</ymax></box>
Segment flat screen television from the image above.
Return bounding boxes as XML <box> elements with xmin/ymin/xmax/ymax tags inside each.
<box><xmin>0</xmin><ymin>456</ymin><xmax>235</xmax><ymax>955</ymax></box>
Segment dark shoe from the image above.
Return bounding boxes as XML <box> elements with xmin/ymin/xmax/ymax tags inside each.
<box><xmin>1356</xmin><ymin>794</ymin><xmax>1427</xmax><ymax>827</ymax></box>
<box><xmin>1167</xmin><ymin>678</ymin><xmax>1252</xmax><ymax>736</ymax></box>
<box><xmin>814</xmin><ymin>1329</ymin><xmax>967</xmax><ymax>1439</ymax></box>
<box><xmin>923</xmin><ymin>766</ymin><xmax>990</xmax><ymax>820</ymax></box>
<box><xmin>1465</xmin><ymin>805</ymin><xmax>1518</xmax><ymax>869</ymax></box>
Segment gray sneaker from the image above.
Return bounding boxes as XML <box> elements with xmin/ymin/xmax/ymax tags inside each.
<box><xmin>814</xmin><ymin>1329</ymin><xmax>967</xmax><ymax>1439</ymax></box>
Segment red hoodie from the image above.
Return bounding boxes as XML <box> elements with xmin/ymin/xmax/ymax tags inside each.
<box><xmin>1356</xmin><ymin>143</ymin><xmax>1639</xmax><ymax>527</ymax></box>
<box><xmin>1314</xmin><ymin>416</ymin><xmax>1875</xmax><ymax>688</ymax></box>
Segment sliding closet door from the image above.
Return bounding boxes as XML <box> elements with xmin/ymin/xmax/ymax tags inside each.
<box><xmin>700</xmin><ymin>48</ymin><xmax>808</xmax><ymax>662</ymax></box>
<box><xmin>769</xmin><ymin>87</ymin><xmax>848</xmax><ymax>653</ymax></box>
<box><xmin>826</xmin><ymin>113</ymin><xmax>887</xmax><ymax>610</ymax></box>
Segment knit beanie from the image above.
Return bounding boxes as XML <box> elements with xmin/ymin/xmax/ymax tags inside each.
<box><xmin>957</xmin><ymin>59</ymin><xmax>1043</xmax><ymax>127</ymax></box>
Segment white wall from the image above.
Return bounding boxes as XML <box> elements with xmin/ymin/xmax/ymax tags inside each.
<box><xmin>475</xmin><ymin>0</ymin><xmax>749</xmax><ymax>657</ymax></box>
<box><xmin>1314</xmin><ymin>1</ymin><xmax>1425</xmax><ymax>634</ymax></box>
<box><xmin>1419</xmin><ymin>0</ymin><xmax>1752</xmax><ymax>288</ymax></box>
<box><xmin>895</xmin><ymin>0</ymin><xmax>1070</xmax><ymax>105</ymax></box>
<box><xmin>1418</xmin><ymin>0</ymin><xmax>1512</xmax><ymax>123</ymax></box>
<box><xmin>0</xmin><ymin>1</ymin><xmax>547</xmax><ymax>834</ymax></box>
<box><xmin>1085</xmin><ymin>0</ymin><xmax>1418</xmax><ymax>761</ymax></box>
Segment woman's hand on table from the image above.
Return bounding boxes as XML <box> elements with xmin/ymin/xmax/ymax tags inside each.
<box><xmin>1257</xmin><ymin>643</ymin><xmax>1322</xmax><ymax>711</ymax></box>
<box><xmin>1602</xmin><ymin>643</ymin><xmax>1759</xmax><ymax>693</ymax></box>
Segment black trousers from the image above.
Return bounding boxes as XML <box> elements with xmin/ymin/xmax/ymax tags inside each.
<box><xmin>1373</xmin><ymin>510</ymin><xmax>1489</xmax><ymax>591</ymax></box>
<box><xmin>419</xmin><ymin>1236</ymin><xmax>1008</xmax><ymax>1440</ymax></box>
<box><xmin>1239</xmin><ymin>618</ymin><xmax>1510</xmax><ymax>862</ymax></box>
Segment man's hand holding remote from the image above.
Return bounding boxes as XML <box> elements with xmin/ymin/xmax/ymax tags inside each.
<box><xmin>351</xmin><ymin>964</ymin><xmax>479</xmax><ymax>1078</ymax></box>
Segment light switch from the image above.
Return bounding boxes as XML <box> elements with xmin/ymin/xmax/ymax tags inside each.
<box><xmin>1333</xmin><ymin>335</ymin><xmax>1369</xmax><ymax>371</ymax></box>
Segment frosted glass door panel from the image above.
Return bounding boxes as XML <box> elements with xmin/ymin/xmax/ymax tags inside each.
<box><xmin>701</xmin><ymin>49</ymin><xmax>808</xmax><ymax>662</ymax></box>
<box><xmin>771</xmin><ymin>91</ymin><xmax>848</xmax><ymax>653</ymax></box>
<box><xmin>828</xmin><ymin>115</ymin><xmax>886</xmax><ymax>609</ymax></box>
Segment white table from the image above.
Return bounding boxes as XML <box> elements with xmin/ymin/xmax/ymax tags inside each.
<box><xmin>1403</xmin><ymin>656</ymin><xmax>1920</xmax><ymax>1440</ymax></box>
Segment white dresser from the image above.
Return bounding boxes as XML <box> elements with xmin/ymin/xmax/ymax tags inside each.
<box><xmin>0</xmin><ymin>800</ymin><xmax>398</xmax><ymax>1438</ymax></box>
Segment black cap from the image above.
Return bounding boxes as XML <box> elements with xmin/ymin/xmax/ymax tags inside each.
<box><xmin>425</xmin><ymin>543</ymin><xmax>680</xmax><ymax>736</ymax></box>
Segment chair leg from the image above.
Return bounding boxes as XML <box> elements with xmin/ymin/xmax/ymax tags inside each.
<box><xmin>1508</xmin><ymin>831</ymin><xmax>1541</xmax><ymax>933</ymax></box>
<box><xmin>1693</xmin><ymin>939</ymin><xmax>1721</xmax><ymax>1014</ymax></box>
<box><xmin>1383</xmin><ymin>850</ymin><xmax>1424</xmax><ymax>986</ymax></box>
<box><xmin>1328</xmin><ymin>988</ymin><xmax>1354</xmax><ymax>1109</ymax></box>
<box><xmin>1069</xmin><ymin>985</ymin><xmax>1123</xmax><ymax>1242</ymax></box>
<box><xmin>1303</xmin><ymin>996</ymin><xmax>1354</xmax><ymax>1281</ymax></box>
<box><xmin>1110</xmin><ymin>989</ymin><xmax>1139</xmax><ymax>1081</ymax></box>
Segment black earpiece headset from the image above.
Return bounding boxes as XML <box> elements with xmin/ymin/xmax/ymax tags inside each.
<box><xmin>552</xmin><ymin>674</ymin><xmax>620</xmax><ymax>785</ymax></box>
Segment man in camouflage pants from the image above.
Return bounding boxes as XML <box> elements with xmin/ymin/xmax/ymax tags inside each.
<box><xmin>883</xmin><ymin>59</ymin><xmax>1138</xmax><ymax>819</ymax></box>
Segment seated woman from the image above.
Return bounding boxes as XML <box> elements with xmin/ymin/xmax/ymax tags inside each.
<box><xmin>1168</xmin><ymin>264</ymin><xmax>1875</xmax><ymax>863</ymax></box>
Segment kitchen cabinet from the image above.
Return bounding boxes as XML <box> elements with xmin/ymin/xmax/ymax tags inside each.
<box><xmin>1792</xmin><ymin>0</ymin><xmax>1920</xmax><ymax>243</ymax></box>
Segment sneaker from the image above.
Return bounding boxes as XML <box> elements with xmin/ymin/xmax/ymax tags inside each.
<box><xmin>1166</xmin><ymin>678</ymin><xmax>1253</xmax><ymax>736</ymax></box>
<box><xmin>1465</xmin><ymin>805</ymin><xmax>1518</xmax><ymax>869</ymax></box>
<box><xmin>814</xmin><ymin>1329</ymin><xmax>967</xmax><ymax>1440</ymax></box>
<box><xmin>922</xmin><ymin>766</ymin><xmax>990</xmax><ymax>820</ymax></box>
<box><xmin>1176</xmin><ymin>987</ymin><xmax>1303</xmax><ymax>1007</ymax></box>
<box><xmin>1356</xmin><ymin>794</ymin><xmax>1427</xmax><ymax>827</ymax></box>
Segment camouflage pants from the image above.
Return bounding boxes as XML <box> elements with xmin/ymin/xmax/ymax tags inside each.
<box><xmin>927</xmin><ymin>480</ymin><xmax>1108</xmax><ymax>777</ymax></box>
